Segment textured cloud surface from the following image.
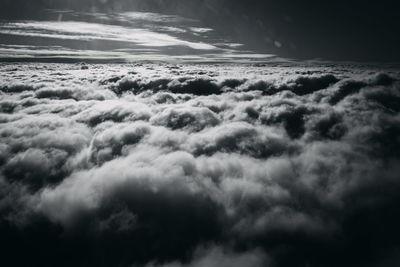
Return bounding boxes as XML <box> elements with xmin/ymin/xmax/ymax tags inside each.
<box><xmin>1</xmin><ymin>62</ymin><xmax>400</xmax><ymax>267</ymax></box>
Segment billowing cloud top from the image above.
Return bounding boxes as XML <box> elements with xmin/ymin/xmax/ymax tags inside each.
<box><xmin>0</xmin><ymin>62</ymin><xmax>400</xmax><ymax>267</ymax></box>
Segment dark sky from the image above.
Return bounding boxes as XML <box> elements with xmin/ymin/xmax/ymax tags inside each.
<box><xmin>1</xmin><ymin>0</ymin><xmax>399</xmax><ymax>62</ymax></box>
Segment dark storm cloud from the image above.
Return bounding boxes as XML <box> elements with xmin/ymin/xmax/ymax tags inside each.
<box><xmin>1</xmin><ymin>63</ymin><xmax>400</xmax><ymax>267</ymax></box>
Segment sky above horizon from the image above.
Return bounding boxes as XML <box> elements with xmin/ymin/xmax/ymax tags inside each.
<box><xmin>0</xmin><ymin>0</ymin><xmax>399</xmax><ymax>63</ymax></box>
<box><xmin>0</xmin><ymin>9</ymin><xmax>277</xmax><ymax>63</ymax></box>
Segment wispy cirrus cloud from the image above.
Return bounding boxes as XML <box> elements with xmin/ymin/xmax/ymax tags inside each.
<box><xmin>0</xmin><ymin>21</ymin><xmax>215</xmax><ymax>50</ymax></box>
<box><xmin>0</xmin><ymin>10</ymin><xmax>278</xmax><ymax>63</ymax></box>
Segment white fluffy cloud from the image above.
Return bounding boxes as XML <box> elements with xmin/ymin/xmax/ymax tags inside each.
<box><xmin>1</xmin><ymin>63</ymin><xmax>400</xmax><ymax>267</ymax></box>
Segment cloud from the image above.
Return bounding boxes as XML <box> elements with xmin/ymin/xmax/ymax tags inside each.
<box><xmin>35</xmin><ymin>85</ymin><xmax>116</xmax><ymax>101</ymax></box>
<box><xmin>73</xmin><ymin>100</ymin><xmax>152</xmax><ymax>126</ymax></box>
<box><xmin>0</xmin><ymin>9</ymin><xmax>277</xmax><ymax>63</ymax></box>
<box><xmin>186</xmin><ymin>122</ymin><xmax>292</xmax><ymax>158</ymax></box>
<box><xmin>150</xmin><ymin>106</ymin><xmax>220</xmax><ymax>132</ymax></box>
<box><xmin>90</xmin><ymin>122</ymin><xmax>151</xmax><ymax>164</ymax></box>
<box><xmin>0</xmin><ymin>62</ymin><xmax>400</xmax><ymax>267</ymax></box>
<box><xmin>145</xmin><ymin>245</ymin><xmax>269</xmax><ymax>267</ymax></box>
<box><xmin>0</xmin><ymin>84</ymin><xmax>36</xmax><ymax>93</ymax></box>
<box><xmin>0</xmin><ymin>21</ymin><xmax>216</xmax><ymax>50</ymax></box>
<box><xmin>3</xmin><ymin>148</ymin><xmax>69</xmax><ymax>191</ymax></box>
<box><xmin>112</xmin><ymin>76</ymin><xmax>226</xmax><ymax>96</ymax></box>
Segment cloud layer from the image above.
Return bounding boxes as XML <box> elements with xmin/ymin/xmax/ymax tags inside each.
<box><xmin>0</xmin><ymin>10</ymin><xmax>275</xmax><ymax>63</ymax></box>
<box><xmin>1</xmin><ymin>62</ymin><xmax>400</xmax><ymax>267</ymax></box>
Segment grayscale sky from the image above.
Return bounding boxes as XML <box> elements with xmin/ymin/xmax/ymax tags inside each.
<box><xmin>1</xmin><ymin>0</ymin><xmax>399</xmax><ymax>62</ymax></box>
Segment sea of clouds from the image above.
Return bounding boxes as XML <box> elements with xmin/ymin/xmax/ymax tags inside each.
<box><xmin>1</xmin><ymin>62</ymin><xmax>400</xmax><ymax>267</ymax></box>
